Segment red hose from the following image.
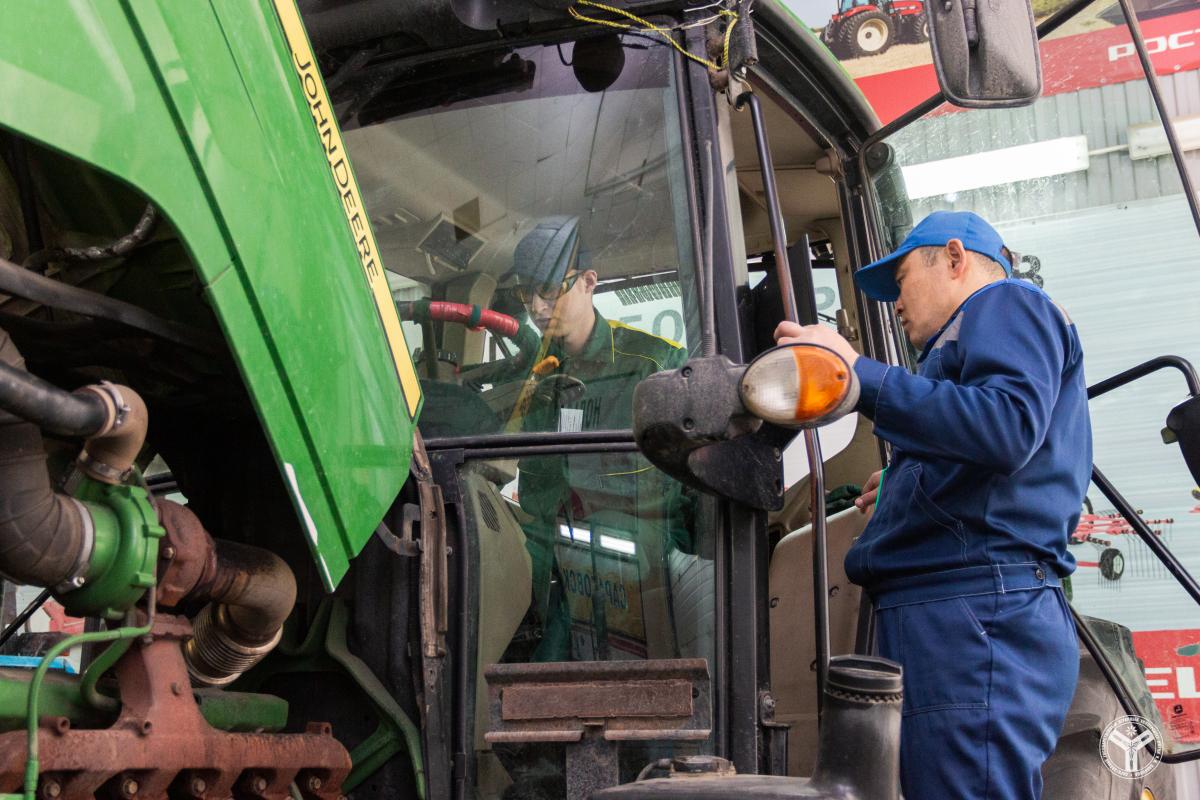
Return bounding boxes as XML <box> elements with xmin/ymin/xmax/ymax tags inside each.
<box><xmin>425</xmin><ymin>301</ymin><xmax>520</xmax><ymax>337</ymax></box>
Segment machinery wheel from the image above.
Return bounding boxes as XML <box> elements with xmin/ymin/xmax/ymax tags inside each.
<box><xmin>822</xmin><ymin>23</ymin><xmax>848</xmax><ymax>58</ymax></box>
<box><xmin>1042</xmin><ymin>731</ymin><xmax>1119</xmax><ymax>799</ymax></box>
<box><xmin>838</xmin><ymin>11</ymin><xmax>894</xmax><ymax>58</ymax></box>
<box><xmin>1043</xmin><ymin>734</ymin><xmax>1174</xmax><ymax>800</ymax></box>
<box><xmin>1041</xmin><ymin>633</ymin><xmax>1177</xmax><ymax>800</ymax></box>
<box><xmin>900</xmin><ymin>12</ymin><xmax>928</xmax><ymax>43</ymax></box>
<box><xmin>1099</xmin><ymin>547</ymin><xmax>1125</xmax><ymax>581</ymax></box>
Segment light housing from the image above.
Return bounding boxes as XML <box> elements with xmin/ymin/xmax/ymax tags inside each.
<box><xmin>740</xmin><ymin>344</ymin><xmax>859</xmax><ymax>428</ymax></box>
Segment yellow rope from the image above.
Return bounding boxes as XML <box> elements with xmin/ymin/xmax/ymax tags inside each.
<box><xmin>568</xmin><ymin>0</ymin><xmax>739</xmax><ymax>72</ymax></box>
<box><xmin>722</xmin><ymin>10</ymin><xmax>736</xmax><ymax>72</ymax></box>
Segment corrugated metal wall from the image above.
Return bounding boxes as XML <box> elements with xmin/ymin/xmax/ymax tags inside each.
<box><xmin>891</xmin><ymin>70</ymin><xmax>1199</xmax><ymax>225</ymax></box>
<box><xmin>989</xmin><ymin>196</ymin><xmax>1200</xmax><ymax>632</ymax></box>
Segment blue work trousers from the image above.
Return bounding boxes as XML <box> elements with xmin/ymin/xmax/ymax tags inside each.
<box><xmin>873</xmin><ymin>564</ymin><xmax>1079</xmax><ymax>799</ymax></box>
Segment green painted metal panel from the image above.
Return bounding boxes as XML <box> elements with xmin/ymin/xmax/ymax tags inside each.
<box><xmin>0</xmin><ymin>1</ymin><xmax>421</xmax><ymax>588</ymax></box>
<box><xmin>0</xmin><ymin>670</ymin><xmax>287</xmax><ymax>734</ymax></box>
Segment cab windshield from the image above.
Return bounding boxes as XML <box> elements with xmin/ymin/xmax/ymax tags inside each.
<box><xmin>338</xmin><ymin>33</ymin><xmax>714</xmax><ymax>796</ymax></box>
<box><xmin>340</xmin><ymin>33</ymin><xmax>699</xmax><ymax>439</ymax></box>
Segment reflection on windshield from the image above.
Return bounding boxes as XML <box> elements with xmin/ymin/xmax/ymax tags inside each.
<box><xmin>462</xmin><ymin>451</ymin><xmax>711</xmax><ymax>796</ymax></box>
<box><xmin>340</xmin><ymin>35</ymin><xmax>697</xmax><ymax>438</ymax></box>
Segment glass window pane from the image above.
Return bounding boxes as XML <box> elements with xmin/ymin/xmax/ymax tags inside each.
<box><xmin>338</xmin><ymin>36</ymin><xmax>698</xmax><ymax>438</ymax></box>
<box><xmin>465</xmin><ymin>452</ymin><xmax>714</xmax><ymax>795</ymax></box>
<box><xmin>869</xmin><ymin>0</ymin><xmax>1200</xmax><ymax>754</ymax></box>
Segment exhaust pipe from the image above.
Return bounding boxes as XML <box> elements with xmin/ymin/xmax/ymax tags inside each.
<box><xmin>0</xmin><ymin>324</ymin><xmax>292</xmax><ymax>686</ymax></box>
<box><xmin>156</xmin><ymin>500</ymin><xmax>297</xmax><ymax>686</ymax></box>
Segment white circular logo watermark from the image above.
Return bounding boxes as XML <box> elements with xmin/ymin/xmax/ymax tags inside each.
<box><xmin>1099</xmin><ymin>715</ymin><xmax>1164</xmax><ymax>779</ymax></box>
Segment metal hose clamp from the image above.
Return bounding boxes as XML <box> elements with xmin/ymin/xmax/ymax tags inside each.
<box><xmin>54</xmin><ymin>497</ymin><xmax>94</xmax><ymax>594</ymax></box>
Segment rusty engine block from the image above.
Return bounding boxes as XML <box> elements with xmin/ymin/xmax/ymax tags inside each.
<box><xmin>0</xmin><ymin>616</ymin><xmax>350</xmax><ymax>800</ymax></box>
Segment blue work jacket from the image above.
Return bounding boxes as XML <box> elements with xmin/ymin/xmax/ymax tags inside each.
<box><xmin>846</xmin><ymin>279</ymin><xmax>1092</xmax><ymax>602</ymax></box>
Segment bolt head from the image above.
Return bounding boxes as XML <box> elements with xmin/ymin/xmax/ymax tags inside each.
<box><xmin>42</xmin><ymin>779</ymin><xmax>62</xmax><ymax>799</ymax></box>
<box><xmin>190</xmin><ymin>777</ymin><xmax>207</xmax><ymax>795</ymax></box>
<box><xmin>161</xmin><ymin>545</ymin><xmax>177</xmax><ymax>560</ymax></box>
<box><xmin>307</xmin><ymin>776</ymin><xmax>323</xmax><ymax>791</ymax></box>
<box><xmin>71</xmin><ymin>576</ymin><xmax>86</xmax><ymax>588</ymax></box>
<box><xmin>121</xmin><ymin>777</ymin><xmax>139</xmax><ymax>797</ymax></box>
<box><xmin>252</xmin><ymin>777</ymin><xmax>267</xmax><ymax>793</ymax></box>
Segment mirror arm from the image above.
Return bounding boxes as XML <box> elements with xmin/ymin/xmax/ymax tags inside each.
<box><xmin>963</xmin><ymin>0</ymin><xmax>979</xmax><ymax>47</ymax></box>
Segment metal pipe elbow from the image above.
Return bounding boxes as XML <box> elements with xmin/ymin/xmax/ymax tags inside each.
<box><xmin>76</xmin><ymin>384</ymin><xmax>149</xmax><ymax>484</ymax></box>
<box><xmin>155</xmin><ymin>503</ymin><xmax>297</xmax><ymax>687</ymax></box>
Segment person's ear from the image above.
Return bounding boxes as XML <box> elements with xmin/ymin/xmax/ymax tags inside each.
<box><xmin>581</xmin><ymin>269</ymin><xmax>599</xmax><ymax>295</ymax></box>
<box><xmin>945</xmin><ymin>239</ymin><xmax>967</xmax><ymax>278</ymax></box>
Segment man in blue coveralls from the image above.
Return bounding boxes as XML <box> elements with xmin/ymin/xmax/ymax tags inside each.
<box><xmin>776</xmin><ymin>211</ymin><xmax>1090</xmax><ymax>799</ymax></box>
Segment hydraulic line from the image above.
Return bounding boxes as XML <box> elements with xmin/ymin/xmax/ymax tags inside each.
<box><xmin>78</xmin><ymin>634</ymin><xmax>134</xmax><ymax>713</ymax></box>
<box><xmin>24</xmin><ymin>204</ymin><xmax>159</xmax><ymax>271</ymax></box>
<box><xmin>22</xmin><ymin>595</ymin><xmax>154</xmax><ymax>800</ymax></box>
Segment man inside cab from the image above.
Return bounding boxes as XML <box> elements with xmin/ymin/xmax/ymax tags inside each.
<box><xmin>776</xmin><ymin>211</ymin><xmax>1089</xmax><ymax>800</ymax></box>
<box><xmin>504</xmin><ymin>215</ymin><xmax>691</xmax><ymax>662</ymax></box>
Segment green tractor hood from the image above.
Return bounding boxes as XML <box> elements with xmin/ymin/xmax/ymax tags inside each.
<box><xmin>0</xmin><ymin>0</ymin><xmax>422</xmax><ymax>590</ymax></box>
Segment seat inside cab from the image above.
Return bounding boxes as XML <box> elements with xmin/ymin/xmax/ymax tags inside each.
<box><xmin>726</xmin><ymin>84</ymin><xmax>884</xmax><ymax>776</ymax></box>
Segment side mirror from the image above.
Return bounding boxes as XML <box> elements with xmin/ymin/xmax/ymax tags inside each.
<box><xmin>929</xmin><ymin>0</ymin><xmax>1042</xmax><ymax>108</ymax></box>
<box><xmin>1164</xmin><ymin>395</ymin><xmax>1200</xmax><ymax>488</ymax></box>
<box><xmin>632</xmin><ymin>345</ymin><xmax>858</xmax><ymax>510</ymax></box>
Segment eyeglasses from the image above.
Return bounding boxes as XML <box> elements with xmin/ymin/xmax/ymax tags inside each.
<box><xmin>512</xmin><ymin>272</ymin><xmax>582</xmax><ymax>305</ymax></box>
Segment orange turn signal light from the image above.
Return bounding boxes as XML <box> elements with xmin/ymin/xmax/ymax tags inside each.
<box><xmin>739</xmin><ymin>344</ymin><xmax>859</xmax><ymax>428</ymax></box>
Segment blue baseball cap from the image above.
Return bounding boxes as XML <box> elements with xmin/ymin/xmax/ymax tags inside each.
<box><xmin>854</xmin><ymin>211</ymin><xmax>1011</xmax><ymax>302</ymax></box>
<box><xmin>502</xmin><ymin>215</ymin><xmax>588</xmax><ymax>288</ymax></box>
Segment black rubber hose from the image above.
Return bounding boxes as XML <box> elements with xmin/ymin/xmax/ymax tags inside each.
<box><xmin>0</xmin><ymin>329</ymin><xmax>90</xmax><ymax>588</ymax></box>
<box><xmin>0</xmin><ymin>360</ymin><xmax>108</xmax><ymax>438</ymax></box>
<box><xmin>0</xmin><ymin>253</ymin><xmax>213</xmax><ymax>353</ymax></box>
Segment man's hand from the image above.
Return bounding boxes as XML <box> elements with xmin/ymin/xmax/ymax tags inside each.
<box><xmin>854</xmin><ymin>470</ymin><xmax>883</xmax><ymax>513</ymax></box>
<box><xmin>773</xmin><ymin>322</ymin><xmax>859</xmax><ymax>369</ymax></box>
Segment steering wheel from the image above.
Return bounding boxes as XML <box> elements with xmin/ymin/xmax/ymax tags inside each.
<box><xmin>396</xmin><ymin>299</ymin><xmax>520</xmax><ymax>338</ymax></box>
<box><xmin>398</xmin><ymin>298</ymin><xmax>544</xmax><ymax>387</ymax></box>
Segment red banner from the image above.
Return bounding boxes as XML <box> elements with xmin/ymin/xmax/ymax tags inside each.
<box><xmin>1132</xmin><ymin>628</ymin><xmax>1200</xmax><ymax>742</ymax></box>
<box><xmin>856</xmin><ymin>8</ymin><xmax>1200</xmax><ymax>125</ymax></box>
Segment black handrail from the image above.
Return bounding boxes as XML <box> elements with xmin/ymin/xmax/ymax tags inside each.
<box><xmin>1090</xmin><ymin>466</ymin><xmax>1200</xmax><ymax>606</ymax></box>
<box><xmin>1087</xmin><ymin>355</ymin><xmax>1200</xmax><ymax>400</ymax></box>
<box><xmin>736</xmin><ymin>91</ymin><xmax>832</xmax><ymax>716</ymax></box>
<box><xmin>1086</xmin><ymin>355</ymin><xmax>1200</xmax><ymax>605</ymax></box>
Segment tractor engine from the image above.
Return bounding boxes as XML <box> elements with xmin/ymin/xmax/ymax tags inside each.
<box><xmin>0</xmin><ymin>324</ymin><xmax>351</xmax><ymax>799</ymax></box>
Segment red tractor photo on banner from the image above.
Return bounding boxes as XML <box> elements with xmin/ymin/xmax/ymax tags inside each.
<box><xmin>820</xmin><ymin>0</ymin><xmax>927</xmax><ymax>58</ymax></box>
